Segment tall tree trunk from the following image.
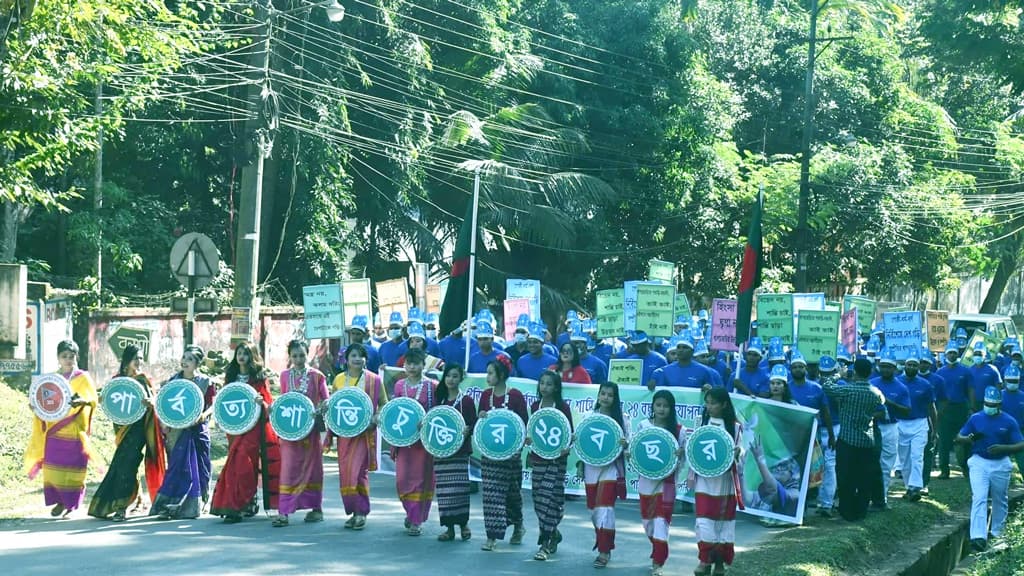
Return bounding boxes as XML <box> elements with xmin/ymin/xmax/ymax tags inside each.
<box><xmin>980</xmin><ymin>233</ymin><xmax>1024</xmax><ymax>313</ymax></box>
<box><xmin>0</xmin><ymin>201</ymin><xmax>22</xmax><ymax>262</ymax></box>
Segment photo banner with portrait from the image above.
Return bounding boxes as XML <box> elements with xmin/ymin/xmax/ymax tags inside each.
<box><xmin>373</xmin><ymin>368</ymin><xmax>819</xmax><ymax>525</ymax></box>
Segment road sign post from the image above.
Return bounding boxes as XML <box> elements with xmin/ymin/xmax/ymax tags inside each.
<box><xmin>170</xmin><ymin>233</ymin><xmax>220</xmax><ymax>347</ymax></box>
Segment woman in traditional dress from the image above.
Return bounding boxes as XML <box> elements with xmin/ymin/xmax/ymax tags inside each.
<box><xmin>548</xmin><ymin>342</ymin><xmax>591</xmax><ymax>384</ymax></box>
<box><xmin>392</xmin><ymin>348</ymin><xmax>437</xmax><ymax>536</ymax></box>
<box><xmin>689</xmin><ymin>387</ymin><xmax>743</xmax><ymax>576</ymax></box>
<box><xmin>527</xmin><ymin>370</ymin><xmax>574</xmax><ymax>561</ymax></box>
<box><xmin>479</xmin><ymin>356</ymin><xmax>528</xmax><ymax>552</ymax></box>
<box><xmin>210</xmin><ymin>342</ymin><xmax>281</xmax><ymax>523</ymax></box>
<box><xmin>327</xmin><ymin>342</ymin><xmax>387</xmax><ymax>530</ymax></box>
<box><xmin>434</xmin><ymin>363</ymin><xmax>476</xmax><ymax>542</ymax></box>
<box><xmin>635</xmin><ymin>389</ymin><xmax>686</xmax><ymax>576</ymax></box>
<box><xmin>24</xmin><ymin>340</ymin><xmax>98</xmax><ymax>518</ymax></box>
<box><xmin>88</xmin><ymin>344</ymin><xmax>165</xmax><ymax>521</ymax></box>
<box><xmin>579</xmin><ymin>381</ymin><xmax>629</xmax><ymax>568</ymax></box>
<box><xmin>273</xmin><ymin>339</ymin><xmax>329</xmax><ymax>527</ymax></box>
<box><xmin>151</xmin><ymin>345</ymin><xmax>215</xmax><ymax>519</ymax></box>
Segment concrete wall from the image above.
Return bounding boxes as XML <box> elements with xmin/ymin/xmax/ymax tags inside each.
<box><xmin>85</xmin><ymin>306</ymin><xmax>333</xmax><ymax>386</ymax></box>
<box><xmin>891</xmin><ymin>272</ymin><xmax>1024</xmax><ymax>316</ymax></box>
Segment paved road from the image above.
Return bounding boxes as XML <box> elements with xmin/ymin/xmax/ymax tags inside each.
<box><xmin>1</xmin><ymin>465</ymin><xmax>772</xmax><ymax>575</ymax></box>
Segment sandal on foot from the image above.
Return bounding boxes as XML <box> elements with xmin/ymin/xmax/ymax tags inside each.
<box><xmin>304</xmin><ymin>510</ymin><xmax>323</xmax><ymax>523</ymax></box>
<box><xmin>651</xmin><ymin>566</ymin><xmax>665</xmax><ymax>576</ymax></box>
<box><xmin>712</xmin><ymin>563</ymin><xmax>727</xmax><ymax>576</ymax></box>
<box><xmin>460</xmin><ymin>525</ymin><xmax>472</xmax><ymax>541</ymax></box>
<box><xmin>593</xmin><ymin>553</ymin><xmax>610</xmax><ymax>568</ymax></box>
<box><xmin>481</xmin><ymin>539</ymin><xmax>497</xmax><ymax>551</ymax></box>
<box><xmin>352</xmin><ymin>515</ymin><xmax>366</xmax><ymax>531</ymax></box>
<box><xmin>438</xmin><ymin>529</ymin><xmax>456</xmax><ymax>542</ymax></box>
<box><xmin>510</xmin><ymin>524</ymin><xmax>525</xmax><ymax>545</ymax></box>
<box><xmin>50</xmin><ymin>504</ymin><xmax>66</xmax><ymax>517</ymax></box>
<box><xmin>111</xmin><ymin>510</ymin><xmax>126</xmax><ymax>523</ymax></box>
<box><xmin>534</xmin><ymin>548</ymin><xmax>549</xmax><ymax>561</ymax></box>
<box><xmin>344</xmin><ymin>515</ymin><xmax>357</xmax><ymax>529</ymax></box>
<box><xmin>223</xmin><ymin>514</ymin><xmax>243</xmax><ymax>524</ymax></box>
<box><xmin>694</xmin><ymin>566</ymin><xmax>712</xmax><ymax>576</ymax></box>
<box><xmin>272</xmin><ymin>515</ymin><xmax>289</xmax><ymax>527</ymax></box>
<box><xmin>407</xmin><ymin>525</ymin><xmax>422</xmax><ymax>536</ymax></box>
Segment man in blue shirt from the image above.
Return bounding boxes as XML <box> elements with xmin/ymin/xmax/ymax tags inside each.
<box><xmin>651</xmin><ymin>333</ymin><xmax>715</xmax><ymax>390</ymax></box>
<box><xmin>869</xmin><ymin>348</ymin><xmax>911</xmax><ymax>506</ymax></box>
<box><xmin>622</xmin><ymin>331</ymin><xmax>667</xmax><ymax>389</ymax></box>
<box><xmin>468</xmin><ymin>322</ymin><xmax>511</xmax><ymax>373</ymax></box>
<box><xmin>593</xmin><ymin>336</ymin><xmax>626</xmax><ymax>367</ymax></box>
<box><xmin>1001</xmin><ymin>365</ymin><xmax>1024</xmax><ymax>483</ymax></box>
<box><xmin>693</xmin><ymin>339</ymin><xmax>726</xmax><ymax>389</ymax></box>
<box><xmin>897</xmin><ymin>352</ymin><xmax>937</xmax><ymax>501</ymax></box>
<box><xmin>734</xmin><ymin>338</ymin><xmax>770</xmax><ymax>397</ymax></box>
<box><xmin>378</xmin><ymin>311</ymin><xmax>407</xmax><ymax>368</ymax></box>
<box><xmin>969</xmin><ymin>343</ymin><xmax>1002</xmax><ymax>412</ymax></box>
<box><xmin>789</xmin><ymin>350</ymin><xmax>836</xmax><ymax>455</ymax></box>
<box><xmin>335</xmin><ymin>315</ymin><xmax>381</xmax><ymax>375</ymax></box>
<box><xmin>816</xmin><ymin>355</ymin><xmax>843</xmax><ymax>516</ymax></box>
<box><xmin>919</xmin><ymin>350</ymin><xmax>945</xmax><ymax>488</ymax></box>
<box><xmin>936</xmin><ymin>342</ymin><xmax>975</xmax><ymax>479</ymax></box>
<box><xmin>575</xmin><ymin>332</ymin><xmax>608</xmax><ymax>385</ymax></box>
<box><xmin>956</xmin><ymin>386</ymin><xmax>1024</xmax><ymax>552</ymax></box>
<box><xmin>516</xmin><ymin>323</ymin><xmax>557</xmax><ymax>380</ymax></box>
<box><xmin>438</xmin><ymin>321</ymin><xmax>480</xmax><ymax>369</ymax></box>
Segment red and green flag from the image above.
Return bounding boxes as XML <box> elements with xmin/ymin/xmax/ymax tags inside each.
<box><xmin>439</xmin><ymin>204</ymin><xmax>476</xmax><ymax>335</ymax></box>
<box><xmin>735</xmin><ymin>187</ymin><xmax>763</xmax><ymax>346</ymax></box>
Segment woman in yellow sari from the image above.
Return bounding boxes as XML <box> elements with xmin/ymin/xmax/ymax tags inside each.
<box><xmin>24</xmin><ymin>340</ymin><xmax>98</xmax><ymax>518</ymax></box>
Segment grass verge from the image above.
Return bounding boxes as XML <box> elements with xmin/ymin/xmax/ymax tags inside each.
<box><xmin>0</xmin><ymin>378</ymin><xmax>227</xmax><ymax>522</ymax></box>
<box><xmin>966</xmin><ymin>505</ymin><xmax>1024</xmax><ymax>576</ymax></box>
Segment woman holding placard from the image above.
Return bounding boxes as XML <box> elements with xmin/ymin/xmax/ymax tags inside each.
<box><xmin>434</xmin><ymin>364</ymin><xmax>476</xmax><ymax>542</ymax></box>
<box><xmin>527</xmin><ymin>370</ymin><xmax>574</xmax><ymax>561</ymax></box>
<box><xmin>635</xmin><ymin>390</ymin><xmax>686</xmax><ymax>576</ymax></box>
<box><xmin>328</xmin><ymin>343</ymin><xmax>387</xmax><ymax>531</ymax></box>
<box><xmin>579</xmin><ymin>382</ymin><xmax>629</xmax><ymax>568</ymax></box>
<box><xmin>88</xmin><ymin>344</ymin><xmax>165</xmax><ymax>521</ymax></box>
<box><xmin>24</xmin><ymin>340</ymin><xmax>98</xmax><ymax>518</ymax></box>
<box><xmin>151</xmin><ymin>345</ymin><xmax>216</xmax><ymax>519</ymax></box>
<box><xmin>479</xmin><ymin>356</ymin><xmax>529</xmax><ymax>552</ymax></box>
<box><xmin>273</xmin><ymin>340</ymin><xmax>330</xmax><ymax>527</ymax></box>
<box><xmin>210</xmin><ymin>342</ymin><xmax>281</xmax><ymax>524</ymax></box>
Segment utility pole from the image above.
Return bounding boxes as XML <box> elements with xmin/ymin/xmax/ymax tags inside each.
<box><xmin>794</xmin><ymin>0</ymin><xmax>819</xmax><ymax>293</ymax></box>
<box><xmin>232</xmin><ymin>0</ymin><xmax>277</xmax><ymax>335</ymax></box>
<box><xmin>94</xmin><ymin>77</ymin><xmax>104</xmax><ymax>295</ymax></box>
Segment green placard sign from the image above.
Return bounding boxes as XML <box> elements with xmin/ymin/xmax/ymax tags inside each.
<box><xmin>674</xmin><ymin>293</ymin><xmax>692</xmax><ymax>324</ymax></box>
<box><xmin>756</xmin><ymin>293</ymin><xmax>794</xmax><ymax>346</ymax></box>
<box><xmin>608</xmin><ymin>358</ymin><xmax>643</xmax><ymax>386</ymax></box>
<box><xmin>843</xmin><ymin>295</ymin><xmax>876</xmax><ymax>335</ymax></box>
<box><xmin>796</xmin><ymin>309</ymin><xmax>841</xmax><ymax>363</ymax></box>
<box><xmin>635</xmin><ymin>284</ymin><xmax>675</xmax><ymax>337</ymax></box>
<box><xmin>596</xmin><ymin>288</ymin><xmax>625</xmax><ymax>338</ymax></box>
<box><xmin>648</xmin><ymin>259</ymin><xmax>675</xmax><ymax>283</ymax></box>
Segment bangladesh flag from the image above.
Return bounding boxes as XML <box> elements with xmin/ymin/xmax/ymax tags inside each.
<box><xmin>439</xmin><ymin>203</ymin><xmax>477</xmax><ymax>335</ymax></box>
<box><xmin>736</xmin><ymin>187</ymin><xmax>763</xmax><ymax>346</ymax></box>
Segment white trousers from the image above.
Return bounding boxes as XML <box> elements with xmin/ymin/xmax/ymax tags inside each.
<box><xmin>897</xmin><ymin>418</ymin><xmax>929</xmax><ymax>490</ymax></box>
<box><xmin>967</xmin><ymin>454</ymin><xmax>1013</xmax><ymax>541</ymax></box>
<box><xmin>818</xmin><ymin>425</ymin><xmax>839</xmax><ymax>508</ymax></box>
<box><xmin>878</xmin><ymin>423</ymin><xmax>899</xmax><ymax>500</ymax></box>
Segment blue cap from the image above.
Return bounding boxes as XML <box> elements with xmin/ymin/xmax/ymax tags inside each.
<box><xmin>570</xmin><ymin>320</ymin><xmax>587</xmax><ymax>342</ymax></box>
<box><xmin>790</xmin><ymin>348</ymin><xmax>807</xmax><ymax>366</ymax></box>
<box><xmin>747</xmin><ymin>336</ymin><xmax>764</xmax><ymax>356</ymax></box>
<box><xmin>904</xmin><ymin>348</ymin><xmax>920</xmax><ymax>364</ymax></box>
<box><xmin>768</xmin><ymin>340</ymin><xmax>785</xmax><ymax>362</ymax></box>
<box><xmin>583</xmin><ymin>319</ymin><xmax>598</xmax><ymax>333</ymax></box>
<box><xmin>675</xmin><ymin>330</ymin><xmax>694</xmax><ymax>350</ymax></box>
<box><xmin>566</xmin><ymin>310</ymin><xmax>579</xmax><ymax>322</ymax></box>
<box><xmin>955</xmin><ymin>327</ymin><xmax>968</xmax><ymax>339</ymax></box>
<box><xmin>407</xmin><ymin>323</ymin><xmax>426</xmax><ymax>340</ymax></box>
<box><xmin>750</xmin><ymin>320</ymin><xmax>759</xmax><ymax>331</ymax></box>
<box><xmin>674</xmin><ymin>315</ymin><xmax>689</xmax><ymax>326</ymax></box>
<box><xmin>349</xmin><ymin>314</ymin><xmax>369</xmax><ymax>333</ymax></box>
<box><xmin>630</xmin><ymin>331</ymin><xmax>650</xmax><ymax>345</ymax></box>
<box><xmin>920</xmin><ymin>349</ymin><xmax>934</xmax><ymax>365</ymax></box>
<box><xmin>1006</xmin><ymin>364</ymin><xmax>1021</xmax><ymax>382</ymax></box>
<box><xmin>879</xmin><ymin>347</ymin><xmax>898</xmax><ymax>366</ymax></box>
<box><xmin>945</xmin><ymin>340</ymin><xmax>959</xmax><ymax>354</ymax></box>
<box><xmin>837</xmin><ymin>343</ymin><xmax>853</xmax><ymax>363</ymax></box>
<box><xmin>388</xmin><ymin>311</ymin><xmax>404</xmax><ymax>326</ymax></box>
<box><xmin>698</xmin><ymin>310</ymin><xmax>708</xmax><ymax>321</ymax></box>
<box><xmin>984</xmin><ymin>386</ymin><xmax>1002</xmax><ymax>404</ymax></box>
<box><xmin>407</xmin><ymin>307</ymin><xmax>423</xmax><ymax>325</ymax></box>
<box><xmin>528</xmin><ymin>322</ymin><xmax>545</xmax><ymax>341</ymax></box>
<box><xmin>424</xmin><ymin>312</ymin><xmax>439</xmax><ymax>326</ymax></box>
<box><xmin>475</xmin><ymin>309</ymin><xmax>495</xmax><ymax>326</ymax></box>
<box><xmin>475</xmin><ymin>322</ymin><xmax>495</xmax><ymax>338</ymax></box>
<box><xmin>515</xmin><ymin>314</ymin><xmax>530</xmax><ymax>330</ymax></box>
<box><xmin>1012</xmin><ymin>345</ymin><xmax>1023</xmax><ymax>358</ymax></box>
<box><xmin>973</xmin><ymin>341</ymin><xmax>986</xmax><ymax>354</ymax></box>
<box><xmin>770</xmin><ymin>364</ymin><xmax>789</xmax><ymax>381</ymax></box>
<box><xmin>865</xmin><ymin>335</ymin><xmax>881</xmax><ymax>355</ymax></box>
<box><xmin>819</xmin><ymin>355</ymin><xmax>837</xmax><ymax>373</ymax></box>
<box><xmin>694</xmin><ymin>338</ymin><xmax>710</xmax><ymax>356</ymax></box>
<box><xmin>1003</xmin><ymin>337</ymin><xmax>1018</xmax><ymax>347</ymax></box>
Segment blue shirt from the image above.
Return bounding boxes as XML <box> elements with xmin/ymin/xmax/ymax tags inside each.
<box><xmin>593</xmin><ymin>339</ymin><xmax>627</xmax><ymax>366</ymax></box>
<box><xmin>468</xmin><ymin>349</ymin><xmax>511</xmax><ymax>374</ymax></box>
<box><xmin>438</xmin><ymin>335</ymin><xmax>481</xmax><ymax>369</ymax></box>
<box><xmin>922</xmin><ymin>371</ymin><xmax>946</xmax><ymax>403</ymax></box>
<box><xmin>789</xmin><ymin>379</ymin><xmax>826</xmax><ymax>423</ymax></box>
<box><xmin>738</xmin><ymin>366</ymin><xmax>771</xmax><ymax>396</ymax></box>
<box><xmin>936</xmin><ymin>363</ymin><xmax>973</xmax><ymax>405</ymax></box>
<box><xmin>898</xmin><ymin>374</ymin><xmax>935</xmax><ymax>420</ymax></box>
<box><xmin>869</xmin><ymin>376</ymin><xmax>911</xmax><ymax>424</ymax></box>
<box><xmin>378</xmin><ymin>339</ymin><xmax>406</xmax><ymax>368</ymax></box>
<box><xmin>969</xmin><ymin>363</ymin><xmax>1002</xmax><ymax>406</ymax></box>
<box><xmin>516</xmin><ymin>353</ymin><xmax>558</xmax><ymax>380</ymax></box>
<box><xmin>959</xmin><ymin>411</ymin><xmax>1024</xmax><ymax>460</ymax></box>
<box><xmin>336</xmin><ymin>343</ymin><xmax>381</xmax><ymax>374</ymax></box>
<box><xmin>580</xmin><ymin>354</ymin><xmax>608</xmax><ymax>385</ymax></box>
<box><xmin>653</xmin><ymin>362</ymin><xmax>716</xmax><ymax>389</ymax></box>
<box><xmin>1002</xmin><ymin>389</ymin><xmax>1024</xmax><ymax>429</ymax></box>
<box><xmin>624</xmin><ymin>351</ymin><xmax>668</xmax><ymax>386</ymax></box>
<box><xmin>709</xmin><ymin>360</ymin><xmax>732</xmax><ymax>390</ymax></box>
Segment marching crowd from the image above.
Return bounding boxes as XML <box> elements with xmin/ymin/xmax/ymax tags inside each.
<box><xmin>21</xmin><ymin>306</ymin><xmax>1024</xmax><ymax>575</ymax></box>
